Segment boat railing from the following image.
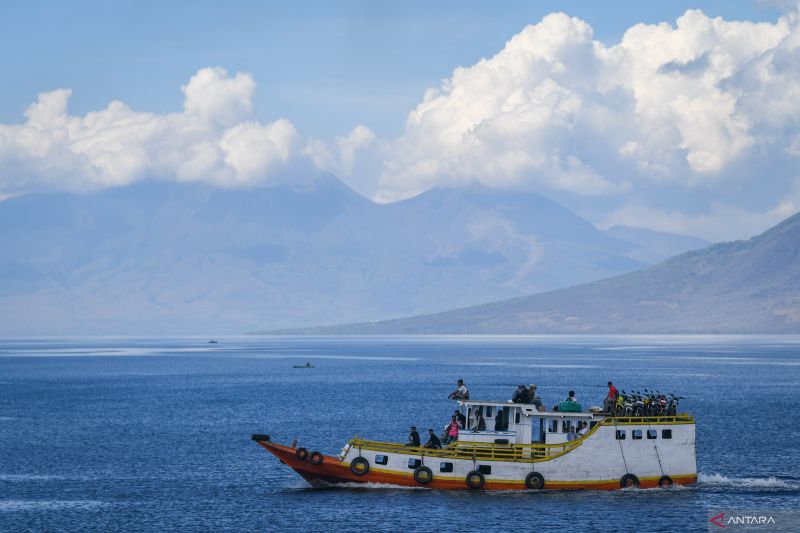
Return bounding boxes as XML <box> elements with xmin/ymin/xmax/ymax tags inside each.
<box><xmin>348</xmin><ymin>438</ymin><xmax>582</xmax><ymax>462</ymax></box>
<box><xmin>604</xmin><ymin>414</ymin><xmax>694</xmax><ymax>425</ymax></box>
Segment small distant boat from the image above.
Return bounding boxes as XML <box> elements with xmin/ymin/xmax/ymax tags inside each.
<box><xmin>293</xmin><ymin>362</ymin><xmax>314</xmax><ymax>368</ymax></box>
<box><xmin>208</xmin><ymin>340</ymin><xmax>219</xmax><ymax>344</ymax></box>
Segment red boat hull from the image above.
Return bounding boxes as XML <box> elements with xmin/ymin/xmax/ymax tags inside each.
<box><xmin>254</xmin><ymin>440</ymin><xmax>696</xmax><ymax>491</ymax></box>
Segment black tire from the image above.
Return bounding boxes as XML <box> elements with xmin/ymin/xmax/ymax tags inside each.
<box><xmin>309</xmin><ymin>451</ymin><xmax>324</xmax><ymax>465</ymax></box>
<box><xmin>658</xmin><ymin>475</ymin><xmax>673</xmax><ymax>488</ymax></box>
<box><xmin>350</xmin><ymin>456</ymin><xmax>370</xmax><ymax>476</ymax></box>
<box><xmin>525</xmin><ymin>471</ymin><xmax>545</xmax><ymax>490</ymax></box>
<box><xmin>413</xmin><ymin>466</ymin><xmax>433</xmax><ymax>485</ymax></box>
<box><xmin>620</xmin><ymin>474</ymin><xmax>639</xmax><ymax>489</ymax></box>
<box><xmin>295</xmin><ymin>447</ymin><xmax>309</xmax><ymax>461</ymax></box>
<box><xmin>465</xmin><ymin>470</ymin><xmax>485</xmax><ymax>490</ymax></box>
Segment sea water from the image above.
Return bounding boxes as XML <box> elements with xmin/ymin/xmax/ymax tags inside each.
<box><xmin>1</xmin><ymin>335</ymin><xmax>799</xmax><ymax>532</ymax></box>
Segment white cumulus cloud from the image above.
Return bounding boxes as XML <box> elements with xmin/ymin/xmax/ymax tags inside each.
<box><xmin>0</xmin><ymin>67</ymin><xmax>302</xmax><ymax>195</ymax></box>
<box><xmin>374</xmin><ymin>9</ymin><xmax>800</xmax><ymax>203</ymax></box>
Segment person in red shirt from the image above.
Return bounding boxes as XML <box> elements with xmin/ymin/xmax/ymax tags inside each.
<box><xmin>604</xmin><ymin>381</ymin><xmax>619</xmax><ymax>413</ymax></box>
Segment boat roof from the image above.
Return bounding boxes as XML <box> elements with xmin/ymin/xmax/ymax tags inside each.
<box><xmin>458</xmin><ymin>399</ymin><xmax>599</xmax><ymax>419</ymax></box>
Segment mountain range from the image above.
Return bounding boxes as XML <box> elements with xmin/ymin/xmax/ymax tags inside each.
<box><xmin>290</xmin><ymin>211</ymin><xmax>800</xmax><ymax>334</ymax></box>
<box><xmin>0</xmin><ymin>175</ymin><xmax>707</xmax><ymax>335</ymax></box>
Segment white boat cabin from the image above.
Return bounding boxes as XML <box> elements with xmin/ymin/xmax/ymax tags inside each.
<box><xmin>456</xmin><ymin>400</ymin><xmax>600</xmax><ymax>446</ymax></box>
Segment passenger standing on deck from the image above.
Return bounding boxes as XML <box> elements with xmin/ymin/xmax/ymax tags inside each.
<box><xmin>448</xmin><ymin>379</ymin><xmax>469</xmax><ymax>400</ymax></box>
<box><xmin>567</xmin><ymin>425</ymin><xmax>578</xmax><ymax>441</ymax></box>
<box><xmin>454</xmin><ymin>409</ymin><xmax>466</xmax><ymax>428</ymax></box>
<box><xmin>404</xmin><ymin>426</ymin><xmax>420</xmax><ymax>447</ymax></box>
<box><xmin>474</xmin><ymin>410</ymin><xmax>486</xmax><ymax>431</ymax></box>
<box><xmin>443</xmin><ymin>416</ymin><xmax>460</xmax><ymax>444</ymax></box>
<box><xmin>604</xmin><ymin>381</ymin><xmax>619</xmax><ymax>413</ymax></box>
<box><xmin>494</xmin><ymin>409</ymin><xmax>506</xmax><ymax>431</ymax></box>
<box><xmin>424</xmin><ymin>429</ymin><xmax>442</xmax><ymax>449</ymax></box>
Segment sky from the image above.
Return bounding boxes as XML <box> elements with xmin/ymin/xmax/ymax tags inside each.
<box><xmin>0</xmin><ymin>0</ymin><xmax>798</xmax><ymax>241</ymax></box>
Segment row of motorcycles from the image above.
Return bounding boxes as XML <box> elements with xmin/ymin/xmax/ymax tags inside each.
<box><xmin>613</xmin><ymin>389</ymin><xmax>684</xmax><ymax>417</ymax></box>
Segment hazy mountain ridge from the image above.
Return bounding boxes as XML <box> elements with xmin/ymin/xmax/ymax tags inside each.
<box><xmin>0</xmin><ymin>176</ymin><xmax>707</xmax><ymax>335</ymax></box>
<box><xmin>604</xmin><ymin>225</ymin><xmax>709</xmax><ymax>264</ymax></box>
<box><xmin>281</xmin><ymin>211</ymin><xmax>800</xmax><ymax>334</ymax></box>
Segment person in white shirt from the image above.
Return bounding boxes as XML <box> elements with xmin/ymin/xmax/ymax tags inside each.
<box><xmin>577</xmin><ymin>421</ymin><xmax>589</xmax><ymax>437</ymax></box>
<box><xmin>448</xmin><ymin>379</ymin><xmax>469</xmax><ymax>400</ymax></box>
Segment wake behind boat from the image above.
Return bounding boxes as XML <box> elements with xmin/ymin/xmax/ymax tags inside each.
<box><xmin>252</xmin><ymin>384</ymin><xmax>696</xmax><ymax>491</ymax></box>
<box><xmin>293</xmin><ymin>362</ymin><xmax>315</xmax><ymax>368</ymax></box>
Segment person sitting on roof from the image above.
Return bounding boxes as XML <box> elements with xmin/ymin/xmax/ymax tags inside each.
<box><xmin>512</xmin><ymin>384</ymin><xmax>530</xmax><ymax>403</ymax></box>
<box><xmin>448</xmin><ymin>379</ymin><xmax>469</xmax><ymax>400</ymax></box>
<box><xmin>424</xmin><ymin>428</ymin><xmax>442</xmax><ymax>449</ymax></box>
<box><xmin>527</xmin><ymin>384</ymin><xmax>544</xmax><ymax>410</ymax></box>
<box><xmin>404</xmin><ymin>426</ymin><xmax>420</xmax><ymax>447</ymax></box>
<box><xmin>567</xmin><ymin>390</ymin><xmax>577</xmax><ymax>402</ymax></box>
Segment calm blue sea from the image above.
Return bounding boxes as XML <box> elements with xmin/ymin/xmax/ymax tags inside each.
<box><xmin>1</xmin><ymin>335</ymin><xmax>799</xmax><ymax>532</ymax></box>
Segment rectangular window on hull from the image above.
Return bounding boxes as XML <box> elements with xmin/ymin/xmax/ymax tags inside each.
<box><xmin>616</xmin><ymin>430</ymin><xmax>626</xmax><ymax>440</ymax></box>
<box><xmin>478</xmin><ymin>465</ymin><xmax>491</xmax><ymax>475</ymax></box>
<box><xmin>662</xmin><ymin>429</ymin><xmax>673</xmax><ymax>439</ymax></box>
<box><xmin>375</xmin><ymin>455</ymin><xmax>388</xmax><ymax>465</ymax></box>
<box><xmin>647</xmin><ymin>429</ymin><xmax>657</xmax><ymax>440</ymax></box>
<box><xmin>440</xmin><ymin>462</ymin><xmax>453</xmax><ymax>473</ymax></box>
<box><xmin>408</xmin><ymin>458</ymin><xmax>421</xmax><ymax>469</ymax></box>
<box><xmin>632</xmin><ymin>429</ymin><xmax>643</xmax><ymax>440</ymax></box>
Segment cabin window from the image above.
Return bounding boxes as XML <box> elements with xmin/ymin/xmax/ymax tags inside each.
<box><xmin>616</xmin><ymin>430</ymin><xmax>626</xmax><ymax>440</ymax></box>
<box><xmin>375</xmin><ymin>454</ymin><xmax>388</xmax><ymax>465</ymax></box>
<box><xmin>662</xmin><ymin>429</ymin><xmax>672</xmax><ymax>439</ymax></box>
<box><xmin>439</xmin><ymin>462</ymin><xmax>453</xmax><ymax>473</ymax></box>
<box><xmin>632</xmin><ymin>429</ymin><xmax>643</xmax><ymax>440</ymax></box>
<box><xmin>408</xmin><ymin>458</ymin><xmax>421</xmax><ymax>469</ymax></box>
<box><xmin>478</xmin><ymin>465</ymin><xmax>492</xmax><ymax>475</ymax></box>
<box><xmin>485</xmin><ymin>406</ymin><xmax>493</xmax><ymax>417</ymax></box>
<box><xmin>549</xmin><ymin>420</ymin><xmax>558</xmax><ymax>433</ymax></box>
<box><xmin>590</xmin><ymin>421</ymin><xmax>598</xmax><ymax>429</ymax></box>
<box><xmin>647</xmin><ymin>429</ymin><xmax>657</xmax><ymax>440</ymax></box>
<box><xmin>515</xmin><ymin>412</ymin><xmax>520</xmax><ymax>424</ymax></box>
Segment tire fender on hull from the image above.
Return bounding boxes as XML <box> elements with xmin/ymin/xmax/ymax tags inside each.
<box><xmin>465</xmin><ymin>470</ymin><xmax>485</xmax><ymax>490</ymax></box>
<box><xmin>309</xmin><ymin>451</ymin><xmax>324</xmax><ymax>465</ymax></box>
<box><xmin>525</xmin><ymin>472</ymin><xmax>545</xmax><ymax>490</ymax></box>
<box><xmin>413</xmin><ymin>466</ymin><xmax>433</xmax><ymax>485</ymax></box>
<box><xmin>350</xmin><ymin>456</ymin><xmax>370</xmax><ymax>476</ymax></box>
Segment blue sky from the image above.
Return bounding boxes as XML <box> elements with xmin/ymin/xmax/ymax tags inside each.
<box><xmin>0</xmin><ymin>0</ymin><xmax>783</xmax><ymax>137</ymax></box>
<box><xmin>0</xmin><ymin>1</ymin><xmax>798</xmax><ymax>241</ymax></box>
